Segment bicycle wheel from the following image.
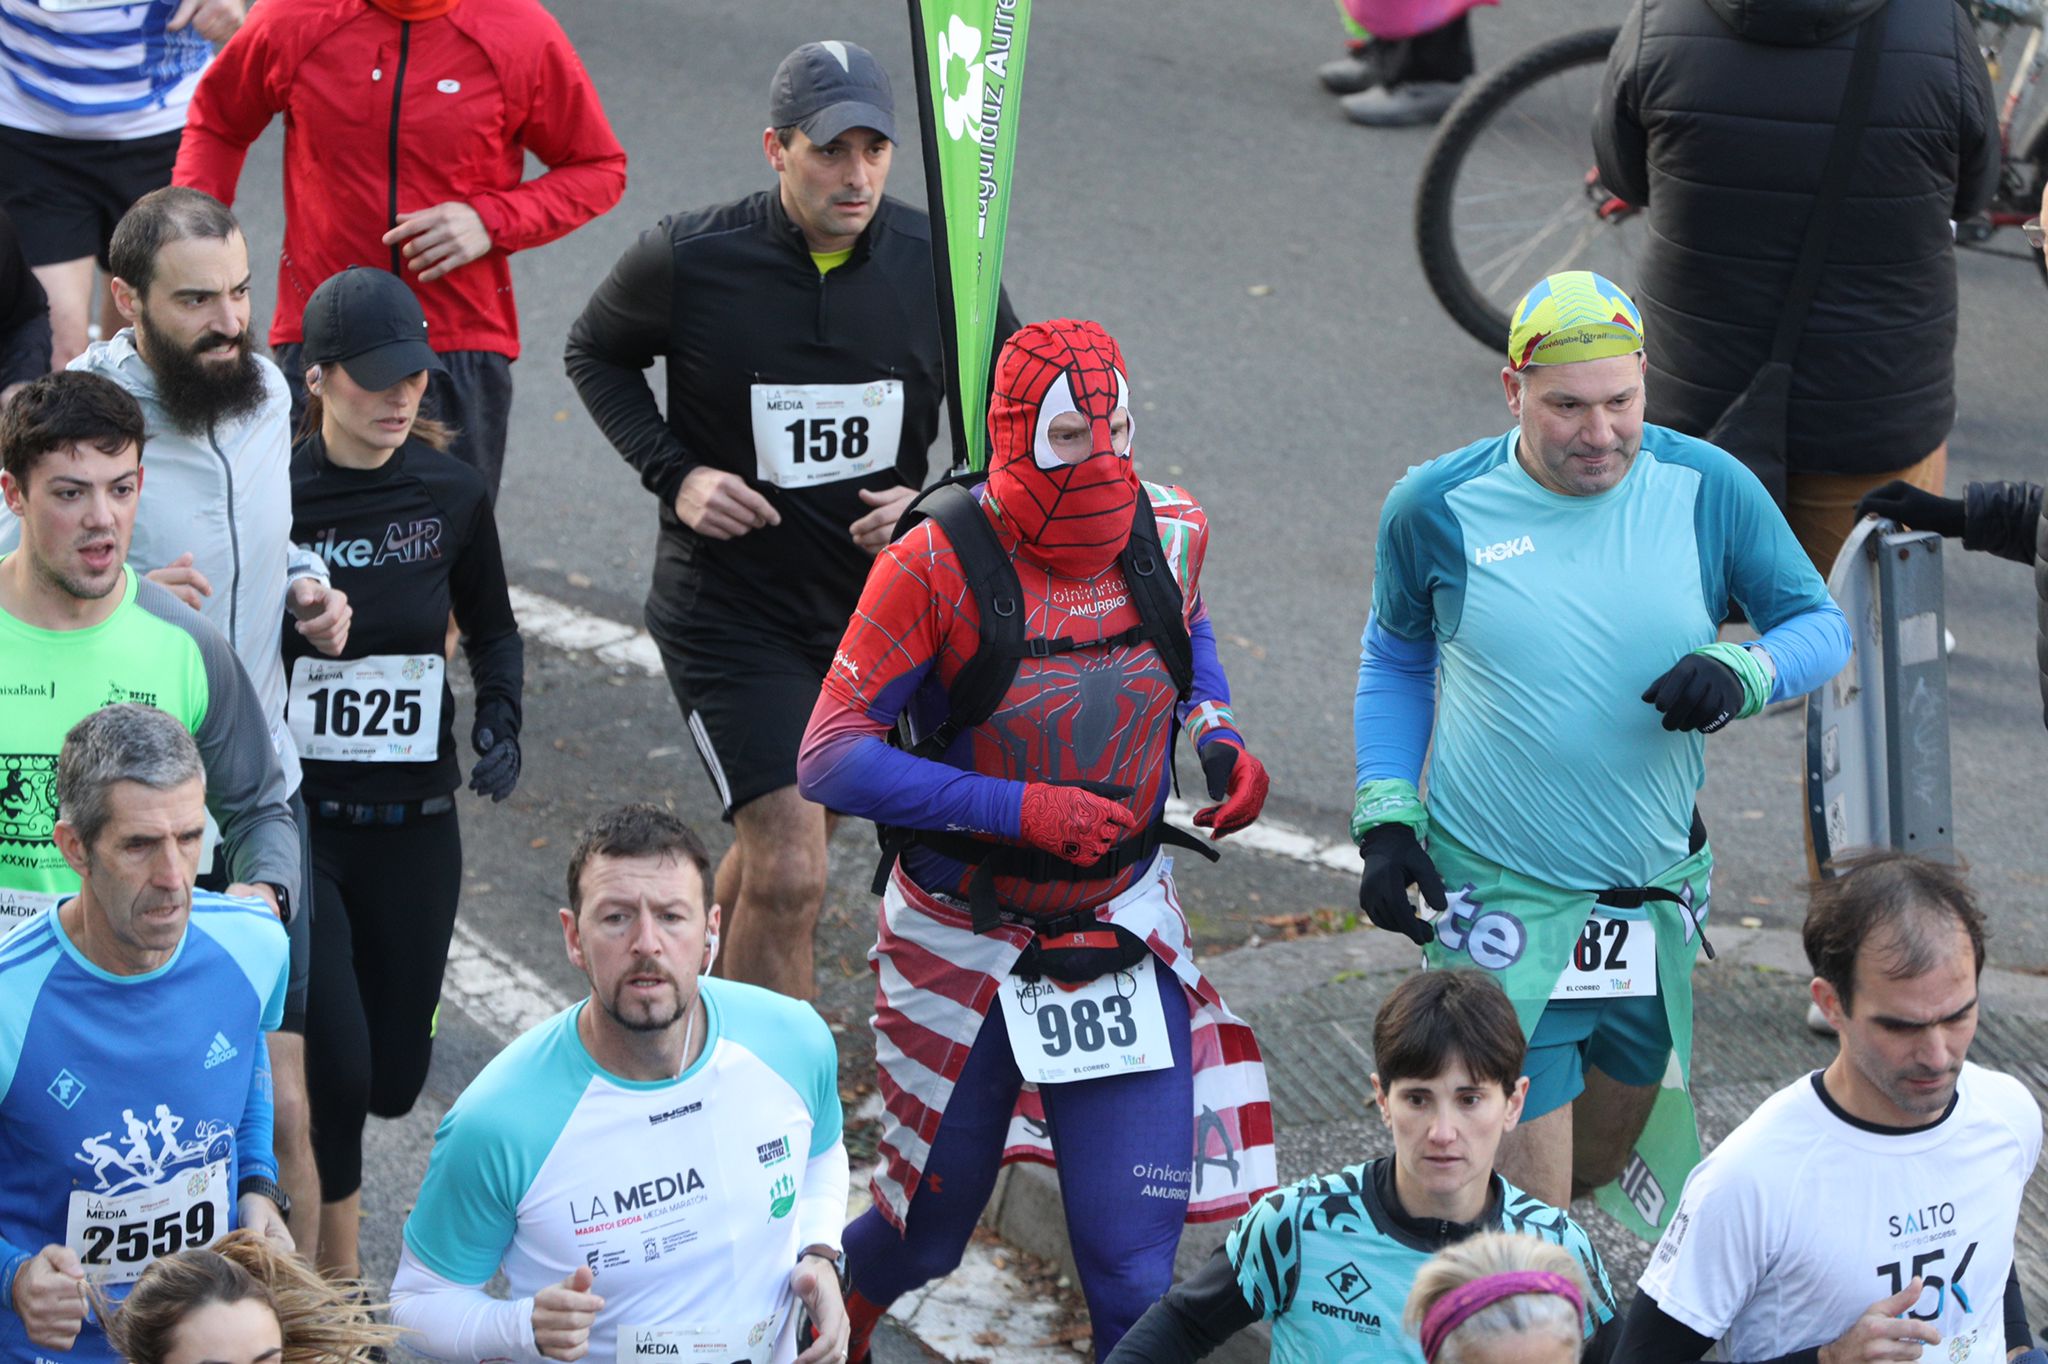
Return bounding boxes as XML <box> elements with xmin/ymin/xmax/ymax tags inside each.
<box><xmin>1415</xmin><ymin>26</ymin><xmax>1639</xmax><ymax>352</ymax></box>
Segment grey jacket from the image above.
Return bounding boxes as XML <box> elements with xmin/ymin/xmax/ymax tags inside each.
<box><xmin>1</xmin><ymin>330</ymin><xmax>326</xmax><ymax>791</ymax></box>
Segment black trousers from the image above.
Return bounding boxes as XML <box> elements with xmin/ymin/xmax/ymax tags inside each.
<box><xmin>303</xmin><ymin>806</ymin><xmax>464</xmax><ymax>1198</ymax></box>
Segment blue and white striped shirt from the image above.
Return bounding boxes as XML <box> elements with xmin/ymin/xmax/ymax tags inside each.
<box><xmin>0</xmin><ymin>0</ymin><xmax>212</xmax><ymax>139</ymax></box>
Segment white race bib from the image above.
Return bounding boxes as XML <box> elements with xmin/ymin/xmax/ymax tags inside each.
<box><xmin>999</xmin><ymin>957</ymin><xmax>1174</xmax><ymax>1085</ymax></box>
<box><xmin>750</xmin><ymin>381</ymin><xmax>903</xmax><ymax>489</ymax></box>
<box><xmin>1549</xmin><ymin>912</ymin><xmax>1657</xmax><ymax>1000</ymax></box>
<box><xmin>0</xmin><ymin>887</ymin><xmax>60</xmax><ymax>935</ymax></box>
<box><xmin>287</xmin><ymin>655</ymin><xmax>443</xmax><ymax>763</ymax></box>
<box><xmin>66</xmin><ymin>1157</ymin><xmax>229</xmax><ymax>1286</ymax></box>
<box><xmin>622</xmin><ymin>1310</ymin><xmax>784</xmax><ymax>1364</ymax></box>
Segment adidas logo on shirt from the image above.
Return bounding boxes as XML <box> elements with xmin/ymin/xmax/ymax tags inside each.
<box><xmin>203</xmin><ymin>1032</ymin><xmax>239</xmax><ymax>1070</ymax></box>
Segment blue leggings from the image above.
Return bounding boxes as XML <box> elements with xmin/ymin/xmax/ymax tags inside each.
<box><xmin>845</xmin><ymin>962</ymin><xmax>1195</xmax><ymax>1359</ymax></box>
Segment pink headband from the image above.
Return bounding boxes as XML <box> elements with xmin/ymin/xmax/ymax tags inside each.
<box><xmin>1419</xmin><ymin>1270</ymin><xmax>1586</xmax><ymax>1363</ymax></box>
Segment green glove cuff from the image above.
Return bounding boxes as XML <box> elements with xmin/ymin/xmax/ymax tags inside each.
<box><xmin>1352</xmin><ymin>778</ymin><xmax>1428</xmax><ymax>845</ymax></box>
<box><xmin>1693</xmin><ymin>641</ymin><xmax>1771</xmax><ymax>720</ymax></box>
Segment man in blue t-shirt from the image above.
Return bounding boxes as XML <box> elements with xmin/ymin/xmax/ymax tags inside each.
<box><xmin>0</xmin><ymin>704</ymin><xmax>289</xmax><ymax>1364</ymax></box>
<box><xmin>1351</xmin><ymin>272</ymin><xmax>1850</xmax><ymax>1225</ymax></box>
<box><xmin>1107</xmin><ymin>970</ymin><xmax>1615</xmax><ymax>1364</ymax></box>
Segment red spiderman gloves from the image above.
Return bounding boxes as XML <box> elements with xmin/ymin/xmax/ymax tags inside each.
<box><xmin>1193</xmin><ymin>739</ymin><xmax>1269</xmax><ymax>840</ymax></box>
<box><xmin>1020</xmin><ymin>783</ymin><xmax>1139</xmax><ymax>866</ymax></box>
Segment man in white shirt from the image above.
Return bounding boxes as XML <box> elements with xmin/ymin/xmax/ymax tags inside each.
<box><xmin>390</xmin><ymin>804</ymin><xmax>850</xmax><ymax>1364</ymax></box>
<box><xmin>1616</xmin><ymin>851</ymin><xmax>2044</xmax><ymax>1364</ymax></box>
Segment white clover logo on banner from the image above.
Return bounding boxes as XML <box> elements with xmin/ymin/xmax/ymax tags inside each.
<box><xmin>937</xmin><ymin>15</ymin><xmax>984</xmax><ymax>141</ymax></box>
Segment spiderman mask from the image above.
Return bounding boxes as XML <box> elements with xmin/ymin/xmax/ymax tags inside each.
<box><xmin>987</xmin><ymin>319</ymin><xmax>1140</xmax><ymax>579</ymax></box>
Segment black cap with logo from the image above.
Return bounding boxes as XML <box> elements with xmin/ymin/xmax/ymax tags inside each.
<box><xmin>302</xmin><ymin>267</ymin><xmax>445</xmax><ymax>392</ymax></box>
<box><xmin>769</xmin><ymin>41</ymin><xmax>895</xmax><ymax>146</ymax></box>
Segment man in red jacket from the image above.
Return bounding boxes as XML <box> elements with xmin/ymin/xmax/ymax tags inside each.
<box><xmin>171</xmin><ymin>0</ymin><xmax>626</xmax><ymax>496</ymax></box>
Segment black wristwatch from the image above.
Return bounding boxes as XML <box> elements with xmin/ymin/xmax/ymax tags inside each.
<box><xmin>262</xmin><ymin>882</ymin><xmax>292</xmax><ymax>925</ymax></box>
<box><xmin>238</xmin><ymin>1174</ymin><xmax>292</xmax><ymax>1221</ymax></box>
<box><xmin>799</xmin><ymin>1244</ymin><xmax>848</xmax><ymax>1293</ymax></box>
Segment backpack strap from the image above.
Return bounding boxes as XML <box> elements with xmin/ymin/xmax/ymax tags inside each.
<box><xmin>901</xmin><ymin>483</ymin><xmax>1027</xmax><ymax>758</ymax></box>
<box><xmin>1119</xmin><ymin>492</ymin><xmax>1195</xmax><ymax>699</ymax></box>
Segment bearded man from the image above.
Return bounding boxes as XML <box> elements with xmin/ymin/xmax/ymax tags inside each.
<box><xmin>0</xmin><ymin>184</ymin><xmax>349</xmax><ymax>1257</ymax></box>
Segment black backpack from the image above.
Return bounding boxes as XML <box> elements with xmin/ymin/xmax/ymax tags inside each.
<box><xmin>868</xmin><ymin>478</ymin><xmax>1218</xmax><ymax>939</ymax></box>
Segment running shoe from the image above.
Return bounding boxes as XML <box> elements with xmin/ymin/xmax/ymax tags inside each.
<box><xmin>1341</xmin><ymin>80</ymin><xmax>1464</xmax><ymax>126</ymax></box>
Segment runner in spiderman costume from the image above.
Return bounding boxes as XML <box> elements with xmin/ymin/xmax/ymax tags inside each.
<box><xmin>797</xmin><ymin>319</ymin><xmax>1277</xmax><ymax>1359</ymax></box>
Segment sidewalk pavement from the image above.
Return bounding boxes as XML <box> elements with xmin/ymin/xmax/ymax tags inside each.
<box><xmin>982</xmin><ymin>920</ymin><xmax>2048</xmax><ymax>1362</ymax></box>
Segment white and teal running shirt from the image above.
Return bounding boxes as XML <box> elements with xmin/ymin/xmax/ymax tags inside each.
<box><xmin>0</xmin><ymin>893</ymin><xmax>287</xmax><ymax>1364</ymax></box>
<box><xmin>1361</xmin><ymin>425</ymin><xmax>1842</xmax><ymax>887</ymax></box>
<box><xmin>393</xmin><ymin>978</ymin><xmax>847</xmax><ymax>1364</ymax></box>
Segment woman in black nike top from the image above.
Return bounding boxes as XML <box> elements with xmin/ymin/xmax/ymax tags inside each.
<box><xmin>282</xmin><ymin>267</ymin><xmax>523</xmax><ymax>1278</ymax></box>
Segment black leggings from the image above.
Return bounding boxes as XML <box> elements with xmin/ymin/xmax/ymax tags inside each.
<box><xmin>304</xmin><ymin>808</ymin><xmax>463</xmax><ymax>1198</ymax></box>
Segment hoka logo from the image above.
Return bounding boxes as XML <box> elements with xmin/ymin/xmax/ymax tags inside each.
<box><xmin>1474</xmin><ymin>536</ymin><xmax>1536</xmax><ymax>565</ymax></box>
<box><xmin>203</xmin><ymin>1032</ymin><xmax>238</xmax><ymax>1070</ymax></box>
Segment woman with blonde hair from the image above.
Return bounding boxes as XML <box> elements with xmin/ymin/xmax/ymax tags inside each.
<box><xmin>1404</xmin><ymin>1231</ymin><xmax>1590</xmax><ymax>1364</ymax></box>
<box><xmin>103</xmin><ymin>1230</ymin><xmax>398</xmax><ymax>1364</ymax></box>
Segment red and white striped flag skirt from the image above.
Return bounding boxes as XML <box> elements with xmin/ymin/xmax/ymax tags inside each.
<box><xmin>865</xmin><ymin>853</ymin><xmax>1276</xmax><ymax>1231</ymax></box>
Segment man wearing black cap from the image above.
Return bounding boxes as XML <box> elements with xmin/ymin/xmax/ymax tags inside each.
<box><xmin>566</xmin><ymin>40</ymin><xmax>1018</xmax><ymax>1001</ymax></box>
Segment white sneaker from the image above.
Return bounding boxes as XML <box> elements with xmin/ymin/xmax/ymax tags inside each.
<box><xmin>1341</xmin><ymin>81</ymin><xmax>1464</xmax><ymax>127</ymax></box>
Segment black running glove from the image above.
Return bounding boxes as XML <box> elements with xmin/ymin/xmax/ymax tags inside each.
<box><xmin>1356</xmin><ymin>822</ymin><xmax>1445</xmax><ymax>946</ymax></box>
<box><xmin>1855</xmin><ymin>480</ymin><xmax>1965</xmax><ymax>538</ymax></box>
<box><xmin>1640</xmin><ymin>654</ymin><xmax>1743</xmax><ymax>734</ymax></box>
<box><xmin>469</xmin><ymin>713</ymin><xmax>522</xmax><ymax>801</ymax></box>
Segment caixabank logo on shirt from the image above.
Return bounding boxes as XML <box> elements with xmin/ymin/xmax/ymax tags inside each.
<box><xmin>0</xmin><ymin>753</ymin><xmax>58</xmax><ymax>841</ymax></box>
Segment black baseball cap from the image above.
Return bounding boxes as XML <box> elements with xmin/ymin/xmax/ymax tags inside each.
<box><xmin>302</xmin><ymin>267</ymin><xmax>445</xmax><ymax>391</ymax></box>
<box><xmin>769</xmin><ymin>41</ymin><xmax>895</xmax><ymax>145</ymax></box>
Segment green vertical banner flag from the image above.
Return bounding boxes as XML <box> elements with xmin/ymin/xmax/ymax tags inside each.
<box><xmin>907</xmin><ymin>0</ymin><xmax>1030</xmax><ymax>473</ymax></box>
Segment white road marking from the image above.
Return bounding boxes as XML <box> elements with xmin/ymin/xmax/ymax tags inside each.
<box><xmin>444</xmin><ymin>921</ymin><xmax>570</xmax><ymax>1037</ymax></box>
<box><xmin>506</xmin><ymin>585</ymin><xmax>1358</xmax><ymax>877</ymax></box>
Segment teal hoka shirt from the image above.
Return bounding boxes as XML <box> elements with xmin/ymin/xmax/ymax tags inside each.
<box><xmin>1370</xmin><ymin>426</ymin><xmax>1835</xmax><ymax>887</ymax></box>
<box><xmin>1225</xmin><ymin>1161</ymin><xmax>1614</xmax><ymax>1364</ymax></box>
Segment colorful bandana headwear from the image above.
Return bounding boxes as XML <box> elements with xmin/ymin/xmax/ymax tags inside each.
<box><xmin>1506</xmin><ymin>270</ymin><xmax>1644</xmax><ymax>371</ymax></box>
<box><xmin>1418</xmin><ymin>1271</ymin><xmax>1587</xmax><ymax>1364</ymax></box>
<box><xmin>986</xmin><ymin>319</ymin><xmax>1139</xmax><ymax>578</ymax></box>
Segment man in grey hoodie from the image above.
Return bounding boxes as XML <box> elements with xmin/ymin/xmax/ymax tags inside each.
<box><xmin>0</xmin><ymin>186</ymin><xmax>347</xmax><ymax>1254</ymax></box>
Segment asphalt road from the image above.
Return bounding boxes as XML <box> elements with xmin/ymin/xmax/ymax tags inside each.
<box><xmin>211</xmin><ymin>0</ymin><xmax>2048</xmax><ymax>1324</ymax></box>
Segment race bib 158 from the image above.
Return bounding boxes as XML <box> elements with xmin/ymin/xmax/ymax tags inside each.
<box><xmin>750</xmin><ymin>381</ymin><xmax>903</xmax><ymax>490</ymax></box>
